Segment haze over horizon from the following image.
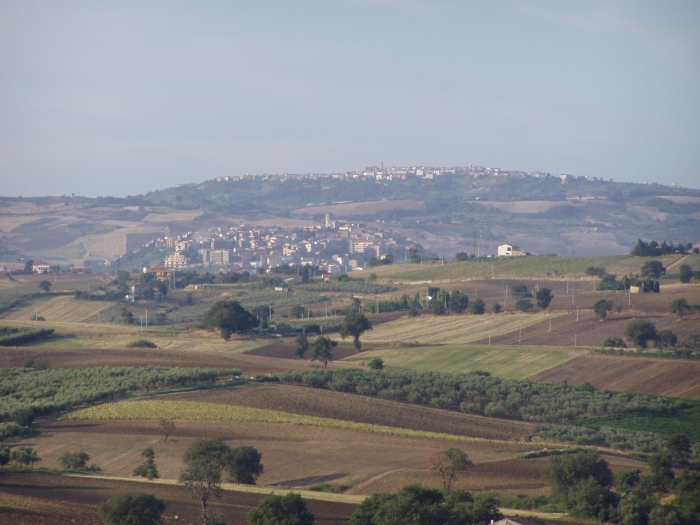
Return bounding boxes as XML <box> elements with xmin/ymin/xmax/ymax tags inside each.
<box><xmin>1</xmin><ymin>1</ymin><xmax>699</xmax><ymax>198</ymax></box>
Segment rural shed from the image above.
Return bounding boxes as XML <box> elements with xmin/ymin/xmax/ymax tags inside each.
<box><xmin>492</xmin><ymin>518</ymin><xmax>541</xmax><ymax>525</ymax></box>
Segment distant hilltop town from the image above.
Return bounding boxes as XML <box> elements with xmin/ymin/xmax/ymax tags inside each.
<box><xmin>200</xmin><ymin>163</ymin><xmax>627</xmax><ymax>185</ymax></box>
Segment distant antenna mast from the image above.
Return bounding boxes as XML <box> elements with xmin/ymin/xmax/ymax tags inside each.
<box><xmin>473</xmin><ymin>231</ymin><xmax>478</xmax><ymax>258</ymax></box>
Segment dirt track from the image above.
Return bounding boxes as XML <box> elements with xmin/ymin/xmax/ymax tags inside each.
<box><xmin>0</xmin><ymin>472</ymin><xmax>357</xmax><ymax>525</ymax></box>
<box><xmin>532</xmin><ymin>354</ymin><xmax>700</xmax><ymax>399</ymax></box>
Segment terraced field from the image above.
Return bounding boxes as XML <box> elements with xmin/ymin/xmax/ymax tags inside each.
<box><xmin>343</xmin><ymin>345</ymin><xmax>584</xmax><ymax>379</ymax></box>
<box><xmin>361</xmin><ymin>313</ymin><xmax>562</xmax><ymax>345</ymax></box>
<box><xmin>0</xmin><ymin>295</ymin><xmax>114</xmax><ymax>322</ymax></box>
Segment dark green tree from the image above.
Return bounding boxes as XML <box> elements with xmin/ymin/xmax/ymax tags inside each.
<box><xmin>448</xmin><ymin>291</ymin><xmax>469</xmax><ymax>313</ymax></box>
<box><xmin>455</xmin><ymin>252</ymin><xmax>469</xmax><ymax>261</ymax></box>
<box><xmin>545</xmin><ymin>451</ymin><xmax>614</xmax><ymax>508</ymax></box>
<box><xmin>491</xmin><ymin>302</ymin><xmax>501</xmax><ymax>314</ymax></box>
<box><xmin>469</xmin><ymin>298</ymin><xmax>485</xmax><ymax>315</ymax></box>
<box><xmin>670</xmin><ymin>298</ymin><xmax>692</xmax><ymax>320</ymax></box>
<box><xmin>12</xmin><ymin>407</ymin><xmax>35</xmax><ymax>427</ymax></box>
<box><xmin>202</xmin><ymin>300</ymin><xmax>258</xmax><ymax>340</ymax></box>
<box><xmin>368</xmin><ymin>358</ymin><xmax>384</xmax><ymax>370</ymax></box>
<box><xmin>514</xmin><ymin>298</ymin><xmax>532</xmax><ymax>312</ymax></box>
<box><xmin>59</xmin><ymin>451</ymin><xmax>91</xmax><ymax>470</ymax></box>
<box><xmin>616</xmin><ymin>469</ymin><xmax>641</xmax><ymax>493</ymax></box>
<box><xmin>179</xmin><ymin>438</ymin><xmax>231</xmax><ymax>522</ymax></box>
<box><xmin>289</xmin><ymin>305</ymin><xmax>305</xmax><ymax>319</ymax></box>
<box><xmin>654</xmin><ymin>329</ymin><xmax>677</xmax><ymax>348</ymax></box>
<box><xmin>624</xmin><ymin>320</ymin><xmax>658</xmax><ymax>349</ymax></box>
<box><xmin>666</xmin><ymin>434</ymin><xmax>692</xmax><ymax>465</ymax></box>
<box><xmin>121</xmin><ymin>307</ymin><xmax>135</xmax><ymax>325</ymax></box>
<box><xmin>339</xmin><ymin>312</ymin><xmax>372</xmax><ymax>351</ymax></box>
<box><xmin>246</xmin><ymin>492</ymin><xmax>314</xmax><ymax>525</ymax></box>
<box><xmin>39</xmin><ymin>280</ymin><xmax>52</xmax><ymax>293</ymax></box>
<box><xmin>593</xmin><ymin>299</ymin><xmax>613</xmax><ymax>320</ymax></box>
<box><xmin>133</xmin><ymin>448</ymin><xmax>160</xmax><ymax>480</ymax></box>
<box><xmin>10</xmin><ymin>446</ymin><xmax>40</xmax><ymax>468</ymax></box>
<box><xmin>226</xmin><ymin>445</ymin><xmax>263</xmax><ymax>485</ymax></box>
<box><xmin>510</xmin><ymin>283</ymin><xmax>531</xmax><ymax>298</ymax></box>
<box><xmin>641</xmin><ymin>260</ymin><xmax>666</xmax><ymax>278</ymax></box>
<box><xmin>99</xmin><ymin>492</ymin><xmax>166</xmax><ymax>525</ymax></box>
<box><xmin>294</xmin><ymin>333</ymin><xmax>309</xmax><ymax>359</ymax></box>
<box><xmin>309</xmin><ymin>336</ymin><xmax>337</xmax><ymax>367</ymax></box>
<box><xmin>535</xmin><ymin>288</ymin><xmax>553</xmax><ymax>309</ymax></box>
<box><xmin>0</xmin><ymin>446</ymin><xmax>10</xmax><ymax>469</ymax></box>
<box><xmin>643</xmin><ymin>453</ymin><xmax>675</xmax><ymax>492</ymax></box>
<box><xmin>679</xmin><ymin>264</ymin><xmax>693</xmax><ymax>283</ymax></box>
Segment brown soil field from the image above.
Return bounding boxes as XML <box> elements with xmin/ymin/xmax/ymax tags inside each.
<box><xmin>0</xmin><ymin>472</ymin><xmax>357</xmax><ymax>525</ymax></box>
<box><xmin>165</xmin><ymin>384</ymin><xmax>534</xmax><ymax>441</ymax></box>
<box><xmin>532</xmin><ymin>354</ymin><xmax>700</xmax><ymax>399</ymax></box>
<box><xmin>358</xmin><ymin>454</ymin><xmax>648</xmax><ymax>495</ymax></box>
<box><xmin>476</xmin><ymin>311</ymin><xmax>699</xmax><ymax>348</ymax></box>
<box><xmin>0</xmin><ymin>347</ymin><xmax>358</xmax><ymax>376</ymax></box>
<box><xmin>31</xmin><ymin>418</ymin><xmax>538</xmax><ymax>494</ymax></box>
<box><xmin>246</xmin><ymin>342</ymin><xmax>368</xmax><ymax>361</ymax></box>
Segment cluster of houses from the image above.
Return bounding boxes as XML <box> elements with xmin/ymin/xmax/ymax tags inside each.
<box><xmin>205</xmin><ymin>163</ymin><xmax>613</xmax><ymax>184</ymax></box>
<box><xmin>149</xmin><ymin>215</ymin><xmax>408</xmax><ymax>275</ymax></box>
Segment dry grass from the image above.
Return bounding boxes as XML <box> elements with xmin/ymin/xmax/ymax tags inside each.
<box><xmin>0</xmin><ymin>295</ymin><xmax>114</xmax><ymax>322</ymax></box>
<box><xmin>292</xmin><ymin>200</ymin><xmax>424</xmax><ymax>216</ymax></box>
<box><xmin>361</xmin><ymin>313</ymin><xmax>564</xmax><ymax>345</ymax></box>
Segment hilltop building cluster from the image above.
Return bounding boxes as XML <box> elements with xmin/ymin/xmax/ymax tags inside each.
<box><xmin>204</xmin><ymin>164</ymin><xmax>613</xmax><ymax>184</ymax></box>
<box><xmin>149</xmin><ymin>214</ymin><xmax>409</xmax><ymax>275</ymax></box>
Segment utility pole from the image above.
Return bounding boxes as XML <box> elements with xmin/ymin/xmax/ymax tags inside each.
<box><xmin>574</xmin><ymin>333</ymin><xmax>577</xmax><ymax>347</ymax></box>
<box><xmin>518</xmin><ymin>327</ymin><xmax>521</xmax><ymax>343</ymax></box>
<box><xmin>488</xmin><ymin>332</ymin><xmax>491</xmax><ymax>346</ymax></box>
<box><xmin>549</xmin><ymin>316</ymin><xmax>552</xmax><ymax>332</ymax></box>
<box><xmin>269</xmin><ymin>305</ymin><xmax>272</xmax><ymax>322</ymax></box>
<box><xmin>576</xmin><ymin>306</ymin><xmax>579</xmax><ymax>321</ymax></box>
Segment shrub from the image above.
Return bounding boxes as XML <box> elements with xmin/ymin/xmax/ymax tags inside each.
<box><xmin>99</xmin><ymin>492</ymin><xmax>166</xmax><ymax>525</ymax></box>
<box><xmin>126</xmin><ymin>340</ymin><xmax>158</xmax><ymax>348</ymax></box>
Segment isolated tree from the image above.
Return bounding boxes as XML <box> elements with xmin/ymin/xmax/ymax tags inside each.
<box><xmin>179</xmin><ymin>438</ymin><xmax>231</xmax><ymax>523</ymax></box>
<box><xmin>425</xmin><ymin>448</ymin><xmax>473</xmax><ymax>490</ymax></box>
<box><xmin>99</xmin><ymin>491</ymin><xmax>166</xmax><ymax>525</ymax></box>
<box><xmin>121</xmin><ymin>307</ymin><xmax>135</xmax><ymax>325</ymax></box>
<box><xmin>39</xmin><ymin>280</ymin><xmax>52</xmax><ymax>293</ymax></box>
<box><xmin>247</xmin><ymin>492</ymin><xmax>314</xmax><ymax>525</ymax></box>
<box><xmin>0</xmin><ymin>446</ymin><xmax>10</xmax><ymax>469</ymax></box>
<box><xmin>510</xmin><ymin>283</ymin><xmax>531</xmax><ymax>298</ymax></box>
<box><xmin>10</xmin><ymin>446</ymin><xmax>40</xmax><ymax>468</ymax></box>
<box><xmin>133</xmin><ymin>448</ymin><xmax>160</xmax><ymax>480</ymax></box>
<box><xmin>294</xmin><ymin>333</ymin><xmax>309</xmax><ymax>359</ymax></box>
<box><xmin>535</xmin><ymin>288</ymin><xmax>553</xmax><ymax>309</ymax></box>
<box><xmin>624</xmin><ymin>320</ymin><xmax>658</xmax><ymax>349</ymax></box>
<box><xmin>226</xmin><ymin>445</ymin><xmax>263</xmax><ymax>485</ymax></box>
<box><xmin>670</xmin><ymin>298</ymin><xmax>692</xmax><ymax>320</ymax></box>
<box><xmin>491</xmin><ymin>302</ymin><xmax>502</xmax><ymax>314</ymax></box>
<box><xmin>455</xmin><ymin>252</ymin><xmax>469</xmax><ymax>261</ymax></box>
<box><xmin>469</xmin><ymin>298</ymin><xmax>485</xmax><ymax>315</ymax></box>
<box><xmin>309</xmin><ymin>335</ymin><xmax>337</xmax><ymax>367</ymax></box>
<box><xmin>654</xmin><ymin>329</ymin><xmax>677</xmax><ymax>348</ymax></box>
<box><xmin>340</xmin><ymin>312</ymin><xmax>372</xmax><ymax>351</ymax></box>
<box><xmin>679</xmin><ymin>264</ymin><xmax>693</xmax><ymax>283</ymax></box>
<box><xmin>289</xmin><ymin>305</ymin><xmax>305</xmax><ymax>319</ymax></box>
<box><xmin>514</xmin><ymin>298</ymin><xmax>532</xmax><ymax>312</ymax></box>
<box><xmin>593</xmin><ymin>299</ymin><xmax>613</xmax><ymax>320</ymax></box>
<box><xmin>202</xmin><ymin>299</ymin><xmax>258</xmax><ymax>340</ymax></box>
<box><xmin>368</xmin><ymin>357</ymin><xmax>384</xmax><ymax>370</ymax></box>
<box><xmin>640</xmin><ymin>260</ymin><xmax>666</xmax><ymax>279</ymax></box>
<box><xmin>158</xmin><ymin>419</ymin><xmax>175</xmax><ymax>441</ymax></box>
<box><xmin>448</xmin><ymin>290</ymin><xmax>469</xmax><ymax>313</ymax></box>
<box><xmin>59</xmin><ymin>451</ymin><xmax>91</xmax><ymax>471</ymax></box>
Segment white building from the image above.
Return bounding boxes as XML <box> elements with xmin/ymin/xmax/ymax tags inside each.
<box><xmin>164</xmin><ymin>252</ymin><xmax>189</xmax><ymax>269</ymax></box>
<box><xmin>497</xmin><ymin>244</ymin><xmax>527</xmax><ymax>257</ymax></box>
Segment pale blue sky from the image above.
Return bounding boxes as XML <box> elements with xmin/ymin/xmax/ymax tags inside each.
<box><xmin>1</xmin><ymin>1</ymin><xmax>699</xmax><ymax>197</ymax></box>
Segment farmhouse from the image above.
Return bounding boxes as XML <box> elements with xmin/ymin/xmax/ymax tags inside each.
<box><xmin>143</xmin><ymin>266</ymin><xmax>171</xmax><ymax>279</ymax></box>
<box><xmin>497</xmin><ymin>244</ymin><xmax>527</xmax><ymax>257</ymax></box>
<box><xmin>32</xmin><ymin>262</ymin><xmax>57</xmax><ymax>273</ymax></box>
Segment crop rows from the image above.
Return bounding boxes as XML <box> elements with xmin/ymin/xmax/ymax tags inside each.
<box><xmin>67</xmin><ymin>400</ymin><xmax>544</xmax><ymax>446</ymax></box>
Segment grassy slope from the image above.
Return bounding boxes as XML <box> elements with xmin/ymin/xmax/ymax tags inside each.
<box><xmin>343</xmin><ymin>345</ymin><xmax>585</xmax><ymax>380</ymax></box>
<box><xmin>369</xmin><ymin>255</ymin><xmax>680</xmax><ymax>281</ymax></box>
<box><xmin>575</xmin><ymin>406</ymin><xmax>700</xmax><ymax>442</ymax></box>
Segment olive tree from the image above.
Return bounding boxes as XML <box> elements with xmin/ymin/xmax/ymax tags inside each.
<box><xmin>670</xmin><ymin>298</ymin><xmax>691</xmax><ymax>320</ymax></box>
<box><xmin>133</xmin><ymin>448</ymin><xmax>160</xmax><ymax>480</ymax></box>
<box><xmin>624</xmin><ymin>320</ymin><xmax>658</xmax><ymax>349</ymax></box>
<box><xmin>425</xmin><ymin>448</ymin><xmax>472</xmax><ymax>490</ymax></box>
<box><xmin>247</xmin><ymin>492</ymin><xmax>314</xmax><ymax>525</ymax></box>
<box><xmin>535</xmin><ymin>288</ymin><xmax>553</xmax><ymax>309</ymax></box>
<box><xmin>340</xmin><ymin>312</ymin><xmax>372</xmax><ymax>351</ymax></box>
<box><xmin>309</xmin><ymin>336</ymin><xmax>337</xmax><ymax>367</ymax></box>
<box><xmin>179</xmin><ymin>438</ymin><xmax>231</xmax><ymax>523</ymax></box>
<box><xmin>226</xmin><ymin>445</ymin><xmax>263</xmax><ymax>485</ymax></box>
<box><xmin>202</xmin><ymin>300</ymin><xmax>258</xmax><ymax>340</ymax></box>
<box><xmin>593</xmin><ymin>299</ymin><xmax>613</xmax><ymax>320</ymax></box>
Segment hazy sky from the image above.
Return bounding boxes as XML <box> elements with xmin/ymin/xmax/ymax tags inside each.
<box><xmin>1</xmin><ymin>1</ymin><xmax>699</xmax><ymax>197</ymax></box>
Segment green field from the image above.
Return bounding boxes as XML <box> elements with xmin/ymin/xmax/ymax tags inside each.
<box><xmin>575</xmin><ymin>405</ymin><xmax>700</xmax><ymax>443</ymax></box>
<box><xmin>342</xmin><ymin>345</ymin><xmax>585</xmax><ymax>380</ymax></box>
<box><xmin>370</xmin><ymin>255</ymin><xmax>679</xmax><ymax>282</ymax></box>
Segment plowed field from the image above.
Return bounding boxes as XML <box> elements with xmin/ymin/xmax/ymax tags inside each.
<box><xmin>532</xmin><ymin>354</ymin><xmax>700</xmax><ymax>400</ymax></box>
<box><xmin>0</xmin><ymin>472</ymin><xmax>357</xmax><ymax>525</ymax></box>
